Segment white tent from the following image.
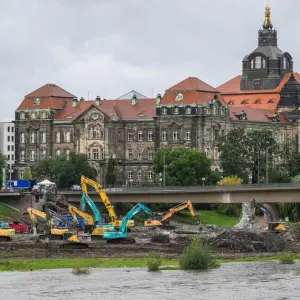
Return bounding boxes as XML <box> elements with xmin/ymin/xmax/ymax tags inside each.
<box><xmin>37</xmin><ymin>179</ymin><xmax>55</xmax><ymax>186</ymax></box>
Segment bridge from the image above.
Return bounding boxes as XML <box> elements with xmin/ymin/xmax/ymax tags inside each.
<box><xmin>59</xmin><ymin>183</ymin><xmax>300</xmax><ymax>204</ymax></box>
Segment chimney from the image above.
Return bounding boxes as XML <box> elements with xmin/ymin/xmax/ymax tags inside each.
<box><xmin>72</xmin><ymin>97</ymin><xmax>78</xmax><ymax>107</ymax></box>
<box><xmin>132</xmin><ymin>94</ymin><xmax>137</xmax><ymax>105</ymax></box>
<box><xmin>80</xmin><ymin>97</ymin><xmax>84</xmax><ymax>101</ymax></box>
<box><xmin>95</xmin><ymin>96</ymin><xmax>101</xmax><ymax>105</ymax></box>
<box><xmin>156</xmin><ymin>93</ymin><xmax>162</xmax><ymax>105</ymax></box>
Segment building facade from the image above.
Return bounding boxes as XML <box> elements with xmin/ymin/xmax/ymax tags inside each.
<box><xmin>12</xmin><ymin>6</ymin><xmax>297</xmax><ymax>184</ymax></box>
<box><xmin>0</xmin><ymin>122</ymin><xmax>15</xmax><ymax>170</ymax></box>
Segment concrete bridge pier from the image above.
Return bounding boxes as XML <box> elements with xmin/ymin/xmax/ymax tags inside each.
<box><xmin>264</xmin><ymin>204</ymin><xmax>280</xmax><ymax>222</ymax></box>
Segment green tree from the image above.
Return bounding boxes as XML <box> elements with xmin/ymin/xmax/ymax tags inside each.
<box><xmin>153</xmin><ymin>148</ymin><xmax>211</xmax><ymax>186</ymax></box>
<box><xmin>218</xmin><ymin>128</ymin><xmax>277</xmax><ymax>183</ymax></box>
<box><xmin>0</xmin><ymin>154</ymin><xmax>7</xmax><ymax>188</ymax></box>
<box><xmin>23</xmin><ymin>169</ymin><xmax>32</xmax><ymax>180</ymax></box>
<box><xmin>106</xmin><ymin>156</ymin><xmax>116</xmax><ymax>186</ymax></box>
<box><xmin>31</xmin><ymin>152</ymin><xmax>96</xmax><ymax>188</ymax></box>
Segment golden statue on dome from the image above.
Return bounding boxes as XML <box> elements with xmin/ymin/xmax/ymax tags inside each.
<box><xmin>263</xmin><ymin>4</ymin><xmax>273</xmax><ymax>29</ymax></box>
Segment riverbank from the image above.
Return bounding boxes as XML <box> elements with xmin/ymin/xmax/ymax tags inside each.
<box><xmin>1</xmin><ymin>254</ymin><xmax>300</xmax><ymax>272</ymax></box>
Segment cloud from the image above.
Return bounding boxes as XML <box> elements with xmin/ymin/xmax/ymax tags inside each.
<box><xmin>0</xmin><ymin>0</ymin><xmax>298</xmax><ymax>120</ymax></box>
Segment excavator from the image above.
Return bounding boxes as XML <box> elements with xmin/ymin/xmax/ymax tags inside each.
<box><xmin>68</xmin><ymin>203</ymin><xmax>114</xmax><ymax>238</ymax></box>
<box><xmin>80</xmin><ymin>175</ymin><xmax>134</xmax><ymax>228</ymax></box>
<box><xmin>27</xmin><ymin>208</ymin><xmax>91</xmax><ymax>247</ymax></box>
<box><xmin>144</xmin><ymin>200</ymin><xmax>200</xmax><ymax>229</ymax></box>
<box><xmin>250</xmin><ymin>199</ymin><xmax>290</xmax><ymax>233</ymax></box>
<box><xmin>0</xmin><ymin>221</ymin><xmax>15</xmax><ymax>241</ymax></box>
<box><xmin>103</xmin><ymin>203</ymin><xmax>152</xmax><ymax>244</ymax></box>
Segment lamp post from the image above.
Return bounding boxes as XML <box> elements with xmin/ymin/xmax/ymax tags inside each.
<box><xmin>9</xmin><ymin>168</ymin><xmax>13</xmax><ymax>191</ymax></box>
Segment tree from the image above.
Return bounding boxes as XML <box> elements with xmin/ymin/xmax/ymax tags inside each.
<box><xmin>0</xmin><ymin>154</ymin><xmax>7</xmax><ymax>188</ymax></box>
<box><xmin>153</xmin><ymin>148</ymin><xmax>211</xmax><ymax>186</ymax></box>
<box><xmin>23</xmin><ymin>169</ymin><xmax>32</xmax><ymax>180</ymax></box>
<box><xmin>218</xmin><ymin>128</ymin><xmax>277</xmax><ymax>183</ymax></box>
<box><xmin>31</xmin><ymin>152</ymin><xmax>97</xmax><ymax>188</ymax></box>
<box><xmin>106</xmin><ymin>156</ymin><xmax>116</xmax><ymax>186</ymax></box>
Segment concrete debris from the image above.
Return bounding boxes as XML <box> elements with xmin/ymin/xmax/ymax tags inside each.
<box><xmin>234</xmin><ymin>202</ymin><xmax>254</xmax><ymax>230</ymax></box>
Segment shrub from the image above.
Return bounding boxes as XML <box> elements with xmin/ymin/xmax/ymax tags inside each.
<box><xmin>147</xmin><ymin>251</ymin><xmax>162</xmax><ymax>271</ymax></box>
<box><xmin>72</xmin><ymin>267</ymin><xmax>90</xmax><ymax>275</ymax></box>
<box><xmin>279</xmin><ymin>253</ymin><xmax>295</xmax><ymax>264</ymax></box>
<box><xmin>179</xmin><ymin>238</ymin><xmax>219</xmax><ymax>270</ymax></box>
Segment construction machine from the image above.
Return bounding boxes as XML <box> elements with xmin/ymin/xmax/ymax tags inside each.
<box><xmin>68</xmin><ymin>204</ymin><xmax>114</xmax><ymax>238</ymax></box>
<box><xmin>251</xmin><ymin>199</ymin><xmax>289</xmax><ymax>233</ymax></box>
<box><xmin>27</xmin><ymin>208</ymin><xmax>91</xmax><ymax>247</ymax></box>
<box><xmin>103</xmin><ymin>203</ymin><xmax>152</xmax><ymax>244</ymax></box>
<box><xmin>0</xmin><ymin>221</ymin><xmax>15</xmax><ymax>241</ymax></box>
<box><xmin>144</xmin><ymin>200</ymin><xmax>200</xmax><ymax>229</ymax></box>
<box><xmin>80</xmin><ymin>176</ymin><xmax>134</xmax><ymax>228</ymax></box>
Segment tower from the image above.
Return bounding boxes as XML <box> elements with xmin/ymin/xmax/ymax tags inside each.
<box><xmin>240</xmin><ymin>5</ymin><xmax>293</xmax><ymax>91</ymax></box>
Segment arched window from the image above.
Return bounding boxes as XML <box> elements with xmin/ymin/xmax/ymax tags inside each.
<box><xmin>174</xmin><ymin>107</ymin><xmax>179</xmax><ymax>115</ymax></box>
<box><xmin>88</xmin><ymin>126</ymin><xmax>100</xmax><ymax>139</ymax></box>
<box><xmin>255</xmin><ymin>56</ymin><xmax>262</xmax><ymax>69</ymax></box>
<box><xmin>283</xmin><ymin>57</ymin><xmax>289</xmax><ymax>70</ymax></box>
<box><xmin>251</xmin><ymin>56</ymin><xmax>266</xmax><ymax>69</ymax></box>
<box><xmin>251</xmin><ymin>59</ymin><xmax>254</xmax><ymax>69</ymax></box>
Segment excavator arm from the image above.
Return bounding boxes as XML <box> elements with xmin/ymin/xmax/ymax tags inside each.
<box><xmin>27</xmin><ymin>208</ymin><xmax>47</xmax><ymax>224</ymax></box>
<box><xmin>80</xmin><ymin>192</ymin><xmax>101</xmax><ymax>224</ymax></box>
<box><xmin>68</xmin><ymin>204</ymin><xmax>94</xmax><ymax>226</ymax></box>
<box><xmin>251</xmin><ymin>199</ymin><xmax>274</xmax><ymax>223</ymax></box>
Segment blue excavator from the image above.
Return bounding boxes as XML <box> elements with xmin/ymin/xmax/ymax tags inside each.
<box><xmin>103</xmin><ymin>203</ymin><xmax>152</xmax><ymax>244</ymax></box>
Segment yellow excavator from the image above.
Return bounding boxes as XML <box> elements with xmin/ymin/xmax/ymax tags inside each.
<box><xmin>0</xmin><ymin>221</ymin><xmax>15</xmax><ymax>241</ymax></box>
<box><xmin>68</xmin><ymin>204</ymin><xmax>114</xmax><ymax>237</ymax></box>
<box><xmin>27</xmin><ymin>208</ymin><xmax>91</xmax><ymax>247</ymax></box>
<box><xmin>81</xmin><ymin>176</ymin><xmax>134</xmax><ymax>228</ymax></box>
<box><xmin>144</xmin><ymin>200</ymin><xmax>200</xmax><ymax>229</ymax></box>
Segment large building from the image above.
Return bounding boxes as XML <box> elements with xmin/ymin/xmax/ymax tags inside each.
<box><xmin>0</xmin><ymin>122</ymin><xmax>15</xmax><ymax>170</ymax></box>
<box><xmin>13</xmin><ymin>6</ymin><xmax>297</xmax><ymax>184</ymax></box>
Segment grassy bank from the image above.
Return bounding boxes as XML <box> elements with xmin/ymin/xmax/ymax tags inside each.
<box><xmin>1</xmin><ymin>254</ymin><xmax>299</xmax><ymax>272</ymax></box>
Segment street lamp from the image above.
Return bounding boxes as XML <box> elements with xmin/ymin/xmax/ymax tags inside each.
<box><xmin>9</xmin><ymin>168</ymin><xmax>13</xmax><ymax>191</ymax></box>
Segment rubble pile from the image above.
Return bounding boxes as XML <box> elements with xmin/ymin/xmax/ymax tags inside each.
<box><xmin>284</xmin><ymin>222</ymin><xmax>300</xmax><ymax>249</ymax></box>
<box><xmin>234</xmin><ymin>202</ymin><xmax>253</xmax><ymax>230</ymax></box>
<box><xmin>211</xmin><ymin>229</ymin><xmax>289</xmax><ymax>252</ymax></box>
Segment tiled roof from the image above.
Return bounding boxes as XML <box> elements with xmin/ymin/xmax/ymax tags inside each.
<box><xmin>117</xmin><ymin>90</ymin><xmax>148</xmax><ymax>100</ymax></box>
<box><xmin>17</xmin><ymin>97</ymin><xmax>72</xmax><ymax>111</ymax></box>
<box><xmin>55</xmin><ymin>99</ymin><xmax>156</xmax><ymax>121</ymax></box>
<box><xmin>230</xmin><ymin>106</ymin><xmax>289</xmax><ymax>123</ymax></box>
<box><xmin>25</xmin><ymin>83</ymin><xmax>75</xmax><ymax>98</ymax></box>
<box><xmin>160</xmin><ymin>91</ymin><xmax>226</xmax><ymax>106</ymax></box>
<box><xmin>166</xmin><ymin>77</ymin><xmax>218</xmax><ymax>93</ymax></box>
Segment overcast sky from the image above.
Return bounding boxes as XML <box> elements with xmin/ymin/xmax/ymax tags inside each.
<box><xmin>0</xmin><ymin>0</ymin><xmax>298</xmax><ymax>120</ymax></box>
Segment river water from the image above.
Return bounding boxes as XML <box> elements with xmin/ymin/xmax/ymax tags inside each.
<box><xmin>1</xmin><ymin>261</ymin><xmax>300</xmax><ymax>300</ymax></box>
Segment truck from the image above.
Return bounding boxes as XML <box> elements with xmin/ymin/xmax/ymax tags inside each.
<box><xmin>6</xmin><ymin>179</ymin><xmax>37</xmax><ymax>191</ymax></box>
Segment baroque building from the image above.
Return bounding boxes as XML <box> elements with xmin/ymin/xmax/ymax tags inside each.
<box><xmin>13</xmin><ymin>5</ymin><xmax>297</xmax><ymax>184</ymax></box>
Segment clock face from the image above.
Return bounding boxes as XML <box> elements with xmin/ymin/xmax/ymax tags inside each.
<box><xmin>91</xmin><ymin>112</ymin><xmax>99</xmax><ymax>120</ymax></box>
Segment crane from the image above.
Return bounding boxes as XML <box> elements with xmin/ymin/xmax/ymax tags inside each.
<box><xmin>103</xmin><ymin>203</ymin><xmax>152</xmax><ymax>244</ymax></box>
<box><xmin>0</xmin><ymin>221</ymin><xmax>15</xmax><ymax>241</ymax></box>
<box><xmin>251</xmin><ymin>199</ymin><xmax>289</xmax><ymax>233</ymax></box>
<box><xmin>68</xmin><ymin>204</ymin><xmax>114</xmax><ymax>238</ymax></box>
<box><xmin>144</xmin><ymin>200</ymin><xmax>200</xmax><ymax>229</ymax></box>
<box><xmin>80</xmin><ymin>176</ymin><xmax>134</xmax><ymax>228</ymax></box>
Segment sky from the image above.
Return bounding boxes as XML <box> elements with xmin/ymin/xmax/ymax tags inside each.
<box><xmin>0</xmin><ymin>0</ymin><xmax>298</xmax><ymax>121</ymax></box>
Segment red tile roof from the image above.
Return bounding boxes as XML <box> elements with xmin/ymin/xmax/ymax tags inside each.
<box><xmin>166</xmin><ymin>77</ymin><xmax>218</xmax><ymax>93</ymax></box>
<box><xmin>25</xmin><ymin>83</ymin><xmax>75</xmax><ymax>98</ymax></box>
<box><xmin>17</xmin><ymin>97</ymin><xmax>72</xmax><ymax>110</ymax></box>
<box><xmin>55</xmin><ymin>99</ymin><xmax>156</xmax><ymax>121</ymax></box>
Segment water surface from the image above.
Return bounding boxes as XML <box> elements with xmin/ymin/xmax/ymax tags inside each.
<box><xmin>0</xmin><ymin>261</ymin><xmax>300</xmax><ymax>300</ymax></box>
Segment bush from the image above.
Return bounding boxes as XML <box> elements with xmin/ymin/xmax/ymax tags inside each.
<box><xmin>179</xmin><ymin>238</ymin><xmax>219</xmax><ymax>270</ymax></box>
<box><xmin>72</xmin><ymin>267</ymin><xmax>90</xmax><ymax>275</ymax></box>
<box><xmin>279</xmin><ymin>253</ymin><xmax>295</xmax><ymax>264</ymax></box>
<box><xmin>147</xmin><ymin>251</ymin><xmax>162</xmax><ymax>271</ymax></box>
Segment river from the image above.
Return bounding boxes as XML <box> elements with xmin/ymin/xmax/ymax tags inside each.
<box><xmin>0</xmin><ymin>261</ymin><xmax>300</xmax><ymax>300</ymax></box>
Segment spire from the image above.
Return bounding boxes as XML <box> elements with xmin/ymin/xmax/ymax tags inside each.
<box><xmin>263</xmin><ymin>4</ymin><xmax>273</xmax><ymax>29</ymax></box>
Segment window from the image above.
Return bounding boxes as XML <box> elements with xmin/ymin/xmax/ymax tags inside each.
<box><xmin>56</xmin><ymin>132</ymin><xmax>60</xmax><ymax>143</ymax></box>
<box><xmin>137</xmin><ymin>150</ymin><xmax>142</xmax><ymax>160</ymax></box>
<box><xmin>42</xmin><ymin>132</ymin><xmax>46</xmax><ymax>144</ymax></box>
<box><xmin>138</xmin><ymin>131</ymin><xmax>143</xmax><ymax>141</ymax></box>
<box><xmin>20</xmin><ymin>133</ymin><xmax>25</xmax><ymax>144</ymax></box>
<box><xmin>89</xmin><ymin>126</ymin><xmax>99</xmax><ymax>139</ymax></box>
<box><xmin>173</xmin><ymin>130</ymin><xmax>179</xmax><ymax>141</ymax></box>
<box><xmin>186</xmin><ymin>107</ymin><xmax>191</xmax><ymax>115</ymax></box>
<box><xmin>148</xmin><ymin>169</ymin><xmax>153</xmax><ymax>179</ymax></box>
<box><xmin>262</xmin><ymin>59</ymin><xmax>266</xmax><ymax>68</ymax></box>
<box><xmin>31</xmin><ymin>112</ymin><xmax>36</xmax><ymax>119</ymax></box>
<box><xmin>88</xmin><ymin>152</ymin><xmax>91</xmax><ymax>160</ymax></box>
<box><xmin>41</xmin><ymin>111</ymin><xmax>46</xmax><ymax>119</ymax></box>
<box><xmin>205</xmin><ymin>148</ymin><xmax>210</xmax><ymax>157</ymax></box>
<box><xmin>41</xmin><ymin>149</ymin><xmax>46</xmax><ymax>158</ymax></box>
<box><xmin>185</xmin><ymin>130</ymin><xmax>191</xmax><ymax>140</ymax></box>
<box><xmin>174</xmin><ymin>107</ymin><xmax>179</xmax><ymax>114</ymax></box>
<box><xmin>7</xmin><ymin>145</ymin><xmax>10</xmax><ymax>151</ymax></box>
<box><xmin>128</xmin><ymin>133</ymin><xmax>133</xmax><ymax>141</ymax></box>
<box><xmin>20</xmin><ymin>112</ymin><xmax>25</xmax><ymax>120</ymax></box>
<box><xmin>7</xmin><ymin>136</ymin><xmax>10</xmax><ymax>142</ymax></box>
<box><xmin>241</xmin><ymin>100</ymin><xmax>248</xmax><ymax>104</ymax></box>
<box><xmin>148</xmin><ymin>150</ymin><xmax>153</xmax><ymax>160</ymax></box>
<box><xmin>7</xmin><ymin>155</ymin><xmax>10</xmax><ymax>160</ymax></box>
<box><xmin>148</xmin><ymin>131</ymin><xmax>153</xmax><ymax>141</ymax></box>
<box><xmin>283</xmin><ymin>57</ymin><xmax>289</xmax><ymax>70</ymax></box>
<box><xmin>7</xmin><ymin>127</ymin><xmax>10</xmax><ymax>132</ymax></box>
<box><xmin>162</xmin><ymin>130</ymin><xmax>167</xmax><ymax>141</ymax></box>
<box><xmin>66</xmin><ymin>149</ymin><xmax>70</xmax><ymax>160</ymax></box>
<box><xmin>20</xmin><ymin>150</ymin><xmax>25</xmax><ymax>161</ymax></box>
<box><xmin>255</xmin><ymin>56</ymin><xmax>262</xmax><ymax>69</ymax></box>
<box><xmin>254</xmin><ymin>99</ymin><xmax>261</xmax><ymax>104</ymax></box>
<box><xmin>12</xmin><ymin>154</ymin><xmax>14</xmax><ymax>161</ymax></box>
<box><xmin>12</xmin><ymin>145</ymin><xmax>14</xmax><ymax>151</ymax></box>
<box><xmin>101</xmin><ymin>148</ymin><xmax>104</xmax><ymax>160</ymax></box>
<box><xmin>30</xmin><ymin>150</ymin><xmax>35</xmax><ymax>161</ymax></box>
<box><xmin>128</xmin><ymin>149</ymin><xmax>133</xmax><ymax>160</ymax></box>
<box><xmin>250</xmin><ymin>59</ymin><xmax>254</xmax><ymax>69</ymax></box>
<box><xmin>11</xmin><ymin>136</ymin><xmax>14</xmax><ymax>142</ymax></box>
<box><xmin>100</xmin><ymin>128</ymin><xmax>104</xmax><ymax>139</ymax></box>
<box><xmin>12</xmin><ymin>127</ymin><xmax>14</xmax><ymax>132</ymax></box>
<box><xmin>161</xmin><ymin>107</ymin><xmax>167</xmax><ymax>115</ymax></box>
<box><xmin>137</xmin><ymin>169</ymin><xmax>142</xmax><ymax>179</ymax></box>
<box><xmin>56</xmin><ymin>149</ymin><xmax>61</xmax><ymax>156</ymax></box>
<box><xmin>20</xmin><ymin>170</ymin><xmax>24</xmax><ymax>179</ymax></box>
<box><xmin>65</xmin><ymin>132</ymin><xmax>71</xmax><ymax>143</ymax></box>
<box><xmin>128</xmin><ymin>170</ymin><xmax>133</xmax><ymax>179</ymax></box>
<box><xmin>30</xmin><ymin>133</ymin><xmax>35</xmax><ymax>143</ymax></box>
<box><xmin>92</xmin><ymin>149</ymin><xmax>99</xmax><ymax>160</ymax></box>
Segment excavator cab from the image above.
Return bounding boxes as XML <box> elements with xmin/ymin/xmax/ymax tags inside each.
<box><xmin>0</xmin><ymin>221</ymin><xmax>15</xmax><ymax>241</ymax></box>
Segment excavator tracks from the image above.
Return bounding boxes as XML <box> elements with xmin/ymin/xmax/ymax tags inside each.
<box><xmin>59</xmin><ymin>243</ymin><xmax>89</xmax><ymax>249</ymax></box>
<box><xmin>0</xmin><ymin>236</ymin><xmax>11</xmax><ymax>241</ymax></box>
<box><xmin>106</xmin><ymin>238</ymin><xmax>136</xmax><ymax>244</ymax></box>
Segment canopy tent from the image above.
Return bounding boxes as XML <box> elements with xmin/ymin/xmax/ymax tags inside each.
<box><xmin>37</xmin><ymin>179</ymin><xmax>55</xmax><ymax>186</ymax></box>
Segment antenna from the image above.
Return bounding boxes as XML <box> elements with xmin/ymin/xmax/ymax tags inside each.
<box><xmin>88</xmin><ymin>89</ymin><xmax>89</xmax><ymax>100</ymax></box>
<box><xmin>152</xmin><ymin>88</ymin><xmax>153</xmax><ymax>98</ymax></box>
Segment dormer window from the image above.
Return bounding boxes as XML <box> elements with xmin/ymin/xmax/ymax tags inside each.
<box><xmin>254</xmin><ymin>99</ymin><xmax>261</xmax><ymax>104</ymax></box>
<box><xmin>250</xmin><ymin>56</ymin><xmax>266</xmax><ymax>69</ymax></box>
<box><xmin>268</xmin><ymin>99</ymin><xmax>275</xmax><ymax>103</ymax></box>
<box><xmin>174</xmin><ymin>107</ymin><xmax>179</xmax><ymax>115</ymax></box>
<box><xmin>228</xmin><ymin>101</ymin><xmax>234</xmax><ymax>105</ymax></box>
<box><xmin>20</xmin><ymin>112</ymin><xmax>25</xmax><ymax>120</ymax></box>
<box><xmin>161</xmin><ymin>107</ymin><xmax>167</xmax><ymax>115</ymax></box>
<box><xmin>186</xmin><ymin>107</ymin><xmax>191</xmax><ymax>115</ymax></box>
<box><xmin>31</xmin><ymin>112</ymin><xmax>36</xmax><ymax>119</ymax></box>
<box><xmin>283</xmin><ymin>57</ymin><xmax>290</xmax><ymax>70</ymax></box>
<box><xmin>241</xmin><ymin>100</ymin><xmax>248</xmax><ymax>104</ymax></box>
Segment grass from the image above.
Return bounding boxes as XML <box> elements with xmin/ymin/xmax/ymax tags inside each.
<box><xmin>173</xmin><ymin>210</ymin><xmax>239</xmax><ymax>227</ymax></box>
<box><xmin>0</xmin><ymin>202</ymin><xmax>18</xmax><ymax>215</ymax></box>
<box><xmin>72</xmin><ymin>267</ymin><xmax>90</xmax><ymax>275</ymax></box>
<box><xmin>147</xmin><ymin>251</ymin><xmax>162</xmax><ymax>271</ymax></box>
<box><xmin>278</xmin><ymin>253</ymin><xmax>296</xmax><ymax>264</ymax></box>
